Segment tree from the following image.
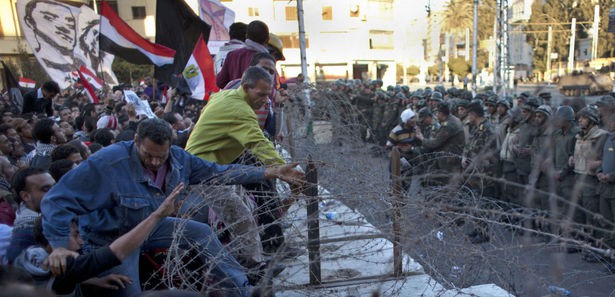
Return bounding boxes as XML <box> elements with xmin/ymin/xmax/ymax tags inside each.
<box><xmin>406</xmin><ymin>65</ymin><xmax>420</xmax><ymax>76</ymax></box>
<box><xmin>526</xmin><ymin>0</ymin><xmax>597</xmax><ymax>72</ymax></box>
<box><xmin>447</xmin><ymin>57</ymin><xmax>470</xmax><ymax>77</ymax></box>
<box><xmin>441</xmin><ymin>0</ymin><xmax>473</xmax><ymax>58</ymax></box>
<box><xmin>7</xmin><ymin>42</ymin><xmax>50</xmax><ymax>86</ymax></box>
<box><xmin>112</xmin><ymin>57</ymin><xmax>153</xmax><ymax>85</ymax></box>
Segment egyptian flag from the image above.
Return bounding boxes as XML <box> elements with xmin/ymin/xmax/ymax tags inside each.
<box><xmin>155</xmin><ymin>0</ymin><xmax>211</xmax><ymax>93</ymax></box>
<box><xmin>77</xmin><ymin>68</ymin><xmax>99</xmax><ymax>103</ymax></box>
<box><xmin>99</xmin><ymin>0</ymin><xmax>175</xmax><ymax>66</ymax></box>
<box><xmin>182</xmin><ymin>34</ymin><xmax>219</xmax><ymax>101</ymax></box>
<box><xmin>1</xmin><ymin>61</ymin><xmax>24</xmax><ymax>112</ymax></box>
<box><xmin>78</xmin><ymin>65</ymin><xmax>104</xmax><ymax>90</ymax></box>
<box><xmin>18</xmin><ymin>78</ymin><xmax>36</xmax><ymax>89</ymax></box>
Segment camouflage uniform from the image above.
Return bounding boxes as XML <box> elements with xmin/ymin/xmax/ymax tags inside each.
<box><xmin>371</xmin><ymin>92</ymin><xmax>387</xmax><ymax>144</ymax></box>
<box><xmin>465</xmin><ymin>118</ymin><xmax>498</xmax><ymax>195</ymax></box>
<box><xmin>421</xmin><ymin>111</ymin><xmax>465</xmax><ymax>176</ymax></box>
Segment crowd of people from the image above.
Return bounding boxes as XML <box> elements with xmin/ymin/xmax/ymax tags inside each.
<box><xmin>0</xmin><ymin>19</ymin><xmax>305</xmax><ymax>297</ymax></box>
<box><xmin>323</xmin><ymin>78</ymin><xmax>615</xmax><ymax>261</ymax></box>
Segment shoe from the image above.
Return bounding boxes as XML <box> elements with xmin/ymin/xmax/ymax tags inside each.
<box><xmin>247</xmin><ymin>261</ymin><xmax>286</xmax><ymax>285</ymax></box>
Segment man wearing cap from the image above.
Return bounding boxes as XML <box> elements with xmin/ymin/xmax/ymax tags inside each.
<box><xmin>571</xmin><ymin>106</ymin><xmax>608</xmax><ymax>260</ymax></box>
<box><xmin>386</xmin><ymin>109</ymin><xmax>420</xmax><ymax>182</ymax></box>
<box><xmin>416</xmin><ymin>101</ymin><xmax>465</xmax><ymax>180</ymax></box>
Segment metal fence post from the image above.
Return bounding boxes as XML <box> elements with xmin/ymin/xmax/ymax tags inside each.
<box><xmin>306</xmin><ymin>156</ymin><xmax>321</xmax><ymax>285</ymax></box>
<box><xmin>390</xmin><ymin>147</ymin><xmax>403</xmax><ymax>277</ymax></box>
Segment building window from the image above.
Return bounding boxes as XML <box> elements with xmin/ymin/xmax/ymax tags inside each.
<box><xmin>285</xmin><ymin>6</ymin><xmax>297</xmax><ymax>21</ymax></box>
<box><xmin>322</xmin><ymin>6</ymin><xmax>333</xmax><ymax>20</ymax></box>
<box><xmin>279</xmin><ymin>33</ymin><xmax>309</xmax><ymax>49</ymax></box>
<box><xmin>248</xmin><ymin>7</ymin><xmax>260</xmax><ymax>17</ymax></box>
<box><xmin>349</xmin><ymin>4</ymin><xmax>360</xmax><ymax>17</ymax></box>
<box><xmin>131</xmin><ymin>6</ymin><xmax>146</xmax><ymax>20</ymax></box>
<box><xmin>97</xmin><ymin>0</ymin><xmax>118</xmax><ymax>13</ymax></box>
<box><xmin>369</xmin><ymin>30</ymin><xmax>394</xmax><ymax>49</ymax></box>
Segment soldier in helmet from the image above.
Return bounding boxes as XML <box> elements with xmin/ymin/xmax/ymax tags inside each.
<box><xmin>517</xmin><ymin>91</ymin><xmax>531</xmax><ymax>107</ymax></box>
<box><xmin>371</xmin><ymin>91</ymin><xmax>388</xmax><ymax>144</ymax></box>
<box><xmin>463</xmin><ymin>101</ymin><xmax>498</xmax><ymax>243</ymax></box>
<box><xmin>410</xmin><ymin>90</ymin><xmax>424</xmax><ymax>110</ymax></box>
<box><xmin>485</xmin><ymin>95</ymin><xmax>499</xmax><ymax>124</ymax></box>
<box><xmin>512</xmin><ymin>97</ymin><xmax>540</xmax><ymax>207</ymax></box>
<box><xmin>538</xmin><ymin>92</ymin><xmax>552</xmax><ymax>107</ymax></box>
<box><xmin>595</xmin><ymin>95</ymin><xmax>615</xmax><ymax>130</ymax></box>
<box><xmin>495</xmin><ymin>99</ymin><xmax>511</xmax><ymax>150</ymax></box>
<box><xmin>416</xmin><ymin>101</ymin><xmax>465</xmax><ymax>183</ymax></box>
<box><xmin>597</xmin><ymin>113</ymin><xmax>615</xmax><ymax>266</ymax></box>
<box><xmin>571</xmin><ymin>105</ymin><xmax>608</xmax><ymax>260</ymax></box>
<box><xmin>529</xmin><ymin>105</ymin><xmax>554</xmax><ymax>215</ymax></box>
<box><xmin>353</xmin><ymin>82</ymin><xmax>375</xmax><ymax>141</ymax></box>
<box><xmin>551</xmin><ymin>106</ymin><xmax>580</xmax><ymax>234</ymax></box>
<box><xmin>417</xmin><ymin>107</ymin><xmax>440</xmax><ymax>139</ymax></box>
<box><xmin>400</xmin><ymin>85</ymin><xmax>411</xmax><ymax>99</ymax></box>
<box><xmin>499</xmin><ymin>107</ymin><xmax>524</xmax><ymax>208</ymax></box>
<box><xmin>428</xmin><ymin>91</ymin><xmax>444</xmax><ymax>111</ymax></box>
<box><xmin>456</xmin><ymin>99</ymin><xmax>471</xmax><ymax>145</ymax></box>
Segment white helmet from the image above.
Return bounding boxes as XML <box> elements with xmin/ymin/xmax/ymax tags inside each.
<box><xmin>400</xmin><ymin>108</ymin><xmax>416</xmax><ymax>123</ymax></box>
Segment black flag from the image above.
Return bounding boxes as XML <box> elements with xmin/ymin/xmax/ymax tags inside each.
<box><xmin>1</xmin><ymin>61</ymin><xmax>24</xmax><ymax>113</ymax></box>
<box><xmin>154</xmin><ymin>0</ymin><xmax>212</xmax><ymax>93</ymax></box>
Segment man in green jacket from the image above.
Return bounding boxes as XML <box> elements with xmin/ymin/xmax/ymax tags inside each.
<box><xmin>186</xmin><ymin>66</ymin><xmax>302</xmax><ymax>267</ymax></box>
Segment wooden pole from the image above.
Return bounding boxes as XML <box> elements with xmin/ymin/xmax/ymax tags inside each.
<box><xmin>390</xmin><ymin>147</ymin><xmax>403</xmax><ymax>277</ymax></box>
<box><xmin>306</xmin><ymin>156</ymin><xmax>321</xmax><ymax>285</ymax></box>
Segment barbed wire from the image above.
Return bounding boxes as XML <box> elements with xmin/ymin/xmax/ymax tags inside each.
<box><xmin>145</xmin><ymin>83</ymin><xmax>615</xmax><ymax>296</ymax></box>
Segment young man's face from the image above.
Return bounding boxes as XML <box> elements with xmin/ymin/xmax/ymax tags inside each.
<box><xmin>135</xmin><ymin>137</ymin><xmax>170</xmax><ymax>172</ymax></box>
<box><xmin>22</xmin><ymin>173</ymin><xmax>55</xmax><ymax>212</ymax></box>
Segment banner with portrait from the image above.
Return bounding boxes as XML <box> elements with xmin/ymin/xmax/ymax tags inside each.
<box><xmin>17</xmin><ymin>0</ymin><xmax>118</xmax><ymax>89</ymax></box>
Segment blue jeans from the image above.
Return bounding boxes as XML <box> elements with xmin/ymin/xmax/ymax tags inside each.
<box><xmin>93</xmin><ymin>217</ymin><xmax>252</xmax><ymax>297</ymax></box>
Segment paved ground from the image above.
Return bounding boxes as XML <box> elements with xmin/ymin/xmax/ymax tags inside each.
<box><xmin>291</xmin><ymin>140</ymin><xmax>615</xmax><ymax>297</ymax></box>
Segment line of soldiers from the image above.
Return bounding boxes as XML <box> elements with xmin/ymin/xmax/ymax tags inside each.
<box><xmin>327</xmin><ymin>79</ymin><xmax>615</xmax><ymax>258</ymax></box>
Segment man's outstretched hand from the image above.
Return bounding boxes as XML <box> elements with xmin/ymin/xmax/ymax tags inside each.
<box><xmin>265</xmin><ymin>162</ymin><xmax>306</xmax><ymax>190</ymax></box>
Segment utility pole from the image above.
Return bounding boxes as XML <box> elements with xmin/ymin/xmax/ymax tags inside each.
<box><xmin>471</xmin><ymin>0</ymin><xmax>478</xmax><ymax>95</ymax></box>
<box><xmin>546</xmin><ymin>26</ymin><xmax>553</xmax><ymax>82</ymax></box>
<box><xmin>296</xmin><ymin>0</ymin><xmax>311</xmax><ymax>137</ymax></box>
<box><xmin>592</xmin><ymin>5</ymin><xmax>600</xmax><ymax>61</ymax></box>
<box><xmin>465</xmin><ymin>28</ymin><xmax>470</xmax><ymax>62</ymax></box>
<box><xmin>297</xmin><ymin>0</ymin><xmax>308</xmax><ymax>78</ymax></box>
<box><xmin>568</xmin><ymin>18</ymin><xmax>576</xmax><ymax>73</ymax></box>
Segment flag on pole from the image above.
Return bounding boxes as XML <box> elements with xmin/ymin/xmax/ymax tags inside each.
<box><xmin>18</xmin><ymin>78</ymin><xmax>36</xmax><ymax>89</ymax></box>
<box><xmin>77</xmin><ymin>68</ymin><xmax>99</xmax><ymax>103</ymax></box>
<box><xmin>1</xmin><ymin>61</ymin><xmax>24</xmax><ymax>112</ymax></box>
<box><xmin>155</xmin><ymin>0</ymin><xmax>211</xmax><ymax>93</ymax></box>
<box><xmin>99</xmin><ymin>0</ymin><xmax>175</xmax><ymax>66</ymax></box>
<box><xmin>182</xmin><ymin>34</ymin><xmax>219</xmax><ymax>101</ymax></box>
<box><xmin>78</xmin><ymin>65</ymin><xmax>104</xmax><ymax>90</ymax></box>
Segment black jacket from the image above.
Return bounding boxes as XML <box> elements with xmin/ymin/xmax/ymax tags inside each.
<box><xmin>22</xmin><ymin>89</ymin><xmax>53</xmax><ymax>116</ymax></box>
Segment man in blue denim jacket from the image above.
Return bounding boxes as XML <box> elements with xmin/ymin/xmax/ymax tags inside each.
<box><xmin>40</xmin><ymin>118</ymin><xmax>305</xmax><ymax>297</ymax></box>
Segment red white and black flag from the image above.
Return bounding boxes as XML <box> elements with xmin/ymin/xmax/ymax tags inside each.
<box><xmin>182</xmin><ymin>34</ymin><xmax>219</xmax><ymax>101</ymax></box>
<box><xmin>77</xmin><ymin>67</ymin><xmax>99</xmax><ymax>103</ymax></box>
<box><xmin>99</xmin><ymin>0</ymin><xmax>175</xmax><ymax>66</ymax></box>
<box><xmin>154</xmin><ymin>0</ymin><xmax>211</xmax><ymax>93</ymax></box>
